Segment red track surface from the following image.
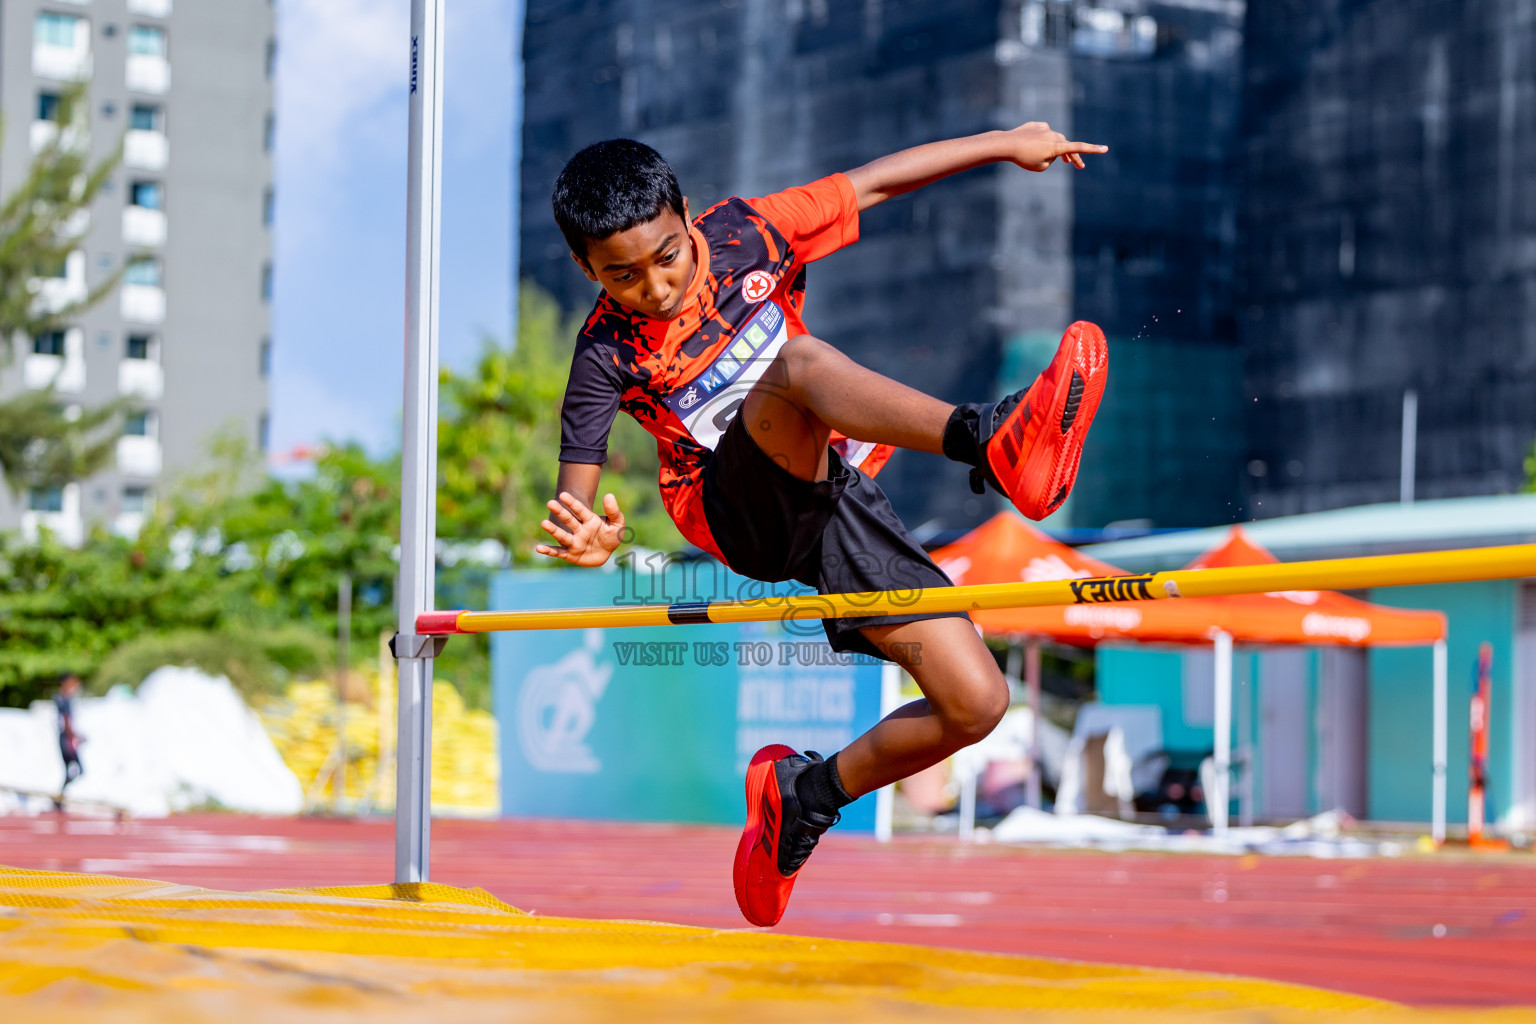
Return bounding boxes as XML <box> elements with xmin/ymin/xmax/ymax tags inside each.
<box><xmin>3</xmin><ymin>814</ymin><xmax>1534</xmax><ymax>1008</ymax></box>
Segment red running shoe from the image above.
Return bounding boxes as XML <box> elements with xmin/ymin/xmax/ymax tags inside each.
<box><xmin>733</xmin><ymin>745</ymin><xmax>839</xmax><ymax>927</ymax></box>
<box><xmin>944</xmin><ymin>321</ymin><xmax>1108</xmax><ymax>520</ymax></box>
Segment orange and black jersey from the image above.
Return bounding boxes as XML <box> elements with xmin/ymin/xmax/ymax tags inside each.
<box><xmin>559</xmin><ymin>173</ymin><xmax>892</xmax><ymax>560</ymax></box>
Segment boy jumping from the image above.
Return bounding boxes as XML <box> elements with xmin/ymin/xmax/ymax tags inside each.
<box><xmin>538</xmin><ymin>124</ymin><xmax>1109</xmax><ymax>927</ymax></box>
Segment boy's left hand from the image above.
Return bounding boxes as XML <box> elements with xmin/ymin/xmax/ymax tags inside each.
<box><xmin>1004</xmin><ymin>121</ymin><xmax>1108</xmax><ymax>172</ymax></box>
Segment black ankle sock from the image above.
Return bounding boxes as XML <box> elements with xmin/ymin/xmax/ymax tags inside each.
<box><xmin>941</xmin><ymin>404</ymin><xmax>987</xmax><ymax>468</ymax></box>
<box><xmin>795</xmin><ymin>752</ymin><xmax>853</xmax><ymax>816</ymax></box>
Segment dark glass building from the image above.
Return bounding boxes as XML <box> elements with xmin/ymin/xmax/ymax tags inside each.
<box><xmin>520</xmin><ymin>0</ymin><xmax>1247</xmax><ymax>531</ymax></box>
<box><xmin>1239</xmin><ymin>0</ymin><xmax>1536</xmax><ymax>516</ymax></box>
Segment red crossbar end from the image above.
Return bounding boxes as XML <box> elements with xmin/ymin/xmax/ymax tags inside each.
<box><xmin>416</xmin><ymin>611</ymin><xmax>465</xmax><ymax>635</ymax></box>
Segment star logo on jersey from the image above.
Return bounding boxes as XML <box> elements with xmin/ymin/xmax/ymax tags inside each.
<box><xmin>741</xmin><ymin>270</ymin><xmax>775</xmax><ymax>303</ymax></box>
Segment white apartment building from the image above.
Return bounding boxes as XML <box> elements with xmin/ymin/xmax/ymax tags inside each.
<box><xmin>0</xmin><ymin>0</ymin><xmax>273</xmax><ymax>542</ymax></box>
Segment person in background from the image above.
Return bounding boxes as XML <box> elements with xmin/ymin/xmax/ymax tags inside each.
<box><xmin>54</xmin><ymin>672</ymin><xmax>85</xmax><ymax>808</ymax></box>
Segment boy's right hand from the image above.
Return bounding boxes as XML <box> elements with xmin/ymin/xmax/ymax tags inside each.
<box><xmin>536</xmin><ymin>491</ymin><xmax>626</xmax><ymax>567</ymax></box>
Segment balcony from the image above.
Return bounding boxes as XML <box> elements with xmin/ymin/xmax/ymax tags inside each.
<box><xmin>119</xmin><ymin>358</ymin><xmax>164</xmax><ymax>400</ymax></box>
<box><xmin>117</xmin><ymin>435</ymin><xmax>162</xmax><ymax>478</ymax></box>
<box><xmin>33</xmin><ymin>251</ymin><xmax>87</xmax><ymax>315</ymax></box>
<box><xmin>126</xmin><ymin>54</ymin><xmax>171</xmax><ymax>94</ymax></box>
<box><xmin>23</xmin><ymin>326</ymin><xmax>86</xmax><ymax>393</ymax></box>
<box><xmin>127</xmin><ymin>0</ymin><xmax>174</xmax><ymax>16</ymax></box>
<box><xmin>124</xmin><ymin>129</ymin><xmax>169</xmax><ymax>171</ymax></box>
<box><xmin>123</xmin><ymin>206</ymin><xmax>167</xmax><ymax>247</ymax></box>
<box><xmin>121</xmin><ymin>284</ymin><xmax>166</xmax><ymax>324</ymax></box>
<box><xmin>23</xmin><ymin>354</ymin><xmax>85</xmax><ymax>394</ymax></box>
<box><xmin>21</xmin><ymin>485</ymin><xmax>83</xmax><ymax>548</ymax></box>
<box><xmin>34</xmin><ymin>44</ymin><xmax>91</xmax><ymax>83</ymax></box>
<box><xmin>30</xmin><ymin>121</ymin><xmax>57</xmax><ymax>153</ymax></box>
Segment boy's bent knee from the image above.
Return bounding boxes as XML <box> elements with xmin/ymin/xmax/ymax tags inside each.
<box><xmin>943</xmin><ymin>685</ymin><xmax>1009</xmax><ymax>747</ymax></box>
<box><xmin>780</xmin><ymin>333</ymin><xmax>832</xmax><ymax>371</ymax></box>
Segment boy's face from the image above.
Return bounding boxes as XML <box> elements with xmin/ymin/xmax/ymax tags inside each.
<box><xmin>573</xmin><ymin>200</ymin><xmax>694</xmax><ymax>321</ymax></box>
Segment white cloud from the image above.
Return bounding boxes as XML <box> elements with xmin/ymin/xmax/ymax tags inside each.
<box><xmin>275</xmin><ymin>0</ymin><xmax>407</xmax><ymax>178</ymax></box>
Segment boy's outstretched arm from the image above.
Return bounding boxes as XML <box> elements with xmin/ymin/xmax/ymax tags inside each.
<box><xmin>844</xmin><ymin>122</ymin><xmax>1107</xmax><ymax>211</ymax></box>
<box><xmin>534</xmin><ymin>462</ymin><xmax>626</xmax><ymax>567</ymax></box>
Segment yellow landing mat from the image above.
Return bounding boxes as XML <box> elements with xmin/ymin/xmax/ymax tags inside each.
<box><xmin>0</xmin><ymin>866</ymin><xmax>1507</xmax><ymax>1022</ymax></box>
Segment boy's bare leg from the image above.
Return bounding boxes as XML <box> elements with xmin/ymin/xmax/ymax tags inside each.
<box><xmin>738</xmin><ymin>333</ymin><xmax>1009</xmax><ymax>793</ymax></box>
<box><xmin>832</xmin><ymin>617</ymin><xmax>1008</xmax><ymax>797</ymax></box>
<box><xmin>741</xmin><ymin>334</ymin><xmax>953</xmax><ymax>482</ymax></box>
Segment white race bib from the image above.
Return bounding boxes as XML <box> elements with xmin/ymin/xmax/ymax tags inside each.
<box><xmin>663</xmin><ymin>299</ymin><xmax>789</xmax><ymax>450</ymax></box>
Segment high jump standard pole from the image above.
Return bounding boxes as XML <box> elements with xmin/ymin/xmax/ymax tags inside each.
<box><xmin>394</xmin><ymin>0</ymin><xmax>446</xmax><ymax>885</ymax></box>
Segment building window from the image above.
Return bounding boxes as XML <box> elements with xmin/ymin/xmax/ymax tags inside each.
<box><xmin>127</xmin><ymin>25</ymin><xmax>166</xmax><ymax>58</ymax></box>
<box><xmin>123</xmin><ymin>411</ymin><xmax>150</xmax><ymax>437</ymax></box>
<box><xmin>265</xmin><ymin>39</ymin><xmax>276</xmax><ymax>78</ymax></box>
<box><xmin>262</xmin><ymin>187</ymin><xmax>274</xmax><ymax>226</ymax></box>
<box><xmin>130</xmin><ymin>103</ymin><xmax>162</xmax><ymax>132</ymax></box>
<box><xmin>258</xmin><ymin>413</ymin><xmax>270</xmax><ymax>453</ymax></box>
<box><xmin>37</xmin><ymin>92</ymin><xmax>61</xmax><ymax>122</ymax></box>
<box><xmin>261</xmin><ymin>263</ymin><xmax>272</xmax><ymax>302</ymax></box>
<box><xmin>125</xmin><ymin>258</ymin><xmax>161</xmax><ymax>287</ymax></box>
<box><xmin>27</xmin><ymin>486</ymin><xmax>65</xmax><ymax>513</ymax></box>
<box><xmin>33</xmin><ymin>331</ymin><xmax>66</xmax><ymax>356</ymax></box>
<box><xmin>126</xmin><ymin>334</ymin><xmax>152</xmax><ymax>360</ymax></box>
<box><xmin>259</xmin><ymin>337</ymin><xmax>271</xmax><ymax>377</ymax></box>
<box><xmin>121</xmin><ymin>486</ymin><xmax>150</xmax><ymax>514</ymax></box>
<box><xmin>129</xmin><ymin>180</ymin><xmax>163</xmax><ymax>209</ymax></box>
<box><xmin>35</xmin><ymin>13</ymin><xmax>81</xmax><ymax>49</ymax></box>
<box><xmin>263</xmin><ymin>113</ymin><xmax>274</xmax><ymax>153</ymax></box>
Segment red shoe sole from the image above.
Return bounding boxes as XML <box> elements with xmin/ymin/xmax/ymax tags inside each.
<box><xmin>988</xmin><ymin>321</ymin><xmax>1108</xmax><ymax>520</ymax></box>
<box><xmin>733</xmin><ymin>743</ymin><xmax>797</xmax><ymax>927</ymax></box>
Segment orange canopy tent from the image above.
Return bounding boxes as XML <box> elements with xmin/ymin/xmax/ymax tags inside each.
<box><xmin>930</xmin><ymin>514</ymin><xmax>1445</xmax><ymax>647</ymax></box>
<box><xmin>929</xmin><ymin>515</ymin><xmax>1451</xmax><ymax>835</ymax></box>
<box><xmin>1179</xmin><ymin>526</ymin><xmax>1445</xmax><ymax>646</ymax></box>
<box><xmin>933</xmin><ymin>514</ymin><xmax>1233</xmax><ymax>644</ymax></box>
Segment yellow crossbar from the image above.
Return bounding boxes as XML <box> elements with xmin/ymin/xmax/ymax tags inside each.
<box><xmin>419</xmin><ymin>543</ymin><xmax>1536</xmax><ymax>635</ymax></box>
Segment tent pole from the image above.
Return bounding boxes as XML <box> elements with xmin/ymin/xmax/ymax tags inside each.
<box><xmin>1432</xmin><ymin>638</ymin><xmax>1447</xmax><ymax>845</ymax></box>
<box><xmin>395</xmin><ymin>0</ymin><xmax>446</xmax><ymax>885</ymax></box>
<box><xmin>874</xmin><ymin>662</ymin><xmax>901</xmax><ymax>842</ymax></box>
<box><xmin>1026</xmin><ymin>637</ymin><xmax>1043</xmax><ymax>810</ymax></box>
<box><xmin>1212</xmin><ymin>631</ymin><xmax>1233</xmax><ymax>834</ymax></box>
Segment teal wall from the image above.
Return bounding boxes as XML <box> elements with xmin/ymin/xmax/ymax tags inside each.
<box><xmin>1096</xmin><ymin>580</ymin><xmax>1519</xmax><ymax>824</ymax></box>
<box><xmin>1096</xmin><ymin>645</ymin><xmax>1252</xmax><ymax>755</ymax></box>
<box><xmin>1002</xmin><ymin>333</ymin><xmax>1245</xmax><ymax>530</ymax></box>
<box><xmin>1365</xmin><ymin>581</ymin><xmax>1518</xmax><ymax>824</ymax></box>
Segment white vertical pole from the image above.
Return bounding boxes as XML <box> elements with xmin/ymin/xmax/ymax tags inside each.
<box><xmin>1025</xmin><ymin>638</ymin><xmax>1043</xmax><ymax>810</ymax></box>
<box><xmin>874</xmin><ymin>663</ymin><xmax>902</xmax><ymax>842</ymax></box>
<box><xmin>396</xmin><ymin>0</ymin><xmax>446</xmax><ymax>885</ymax></box>
<box><xmin>1432</xmin><ymin>638</ymin><xmax>1448</xmax><ymax>845</ymax></box>
<box><xmin>1400</xmin><ymin>389</ymin><xmax>1418</xmax><ymax>505</ymax></box>
<box><xmin>1212</xmin><ymin>631</ymin><xmax>1233</xmax><ymax>834</ymax></box>
<box><xmin>337</xmin><ymin>572</ymin><xmax>352</xmax><ymax>813</ymax></box>
<box><xmin>957</xmin><ymin>773</ymin><xmax>977</xmax><ymax>843</ymax></box>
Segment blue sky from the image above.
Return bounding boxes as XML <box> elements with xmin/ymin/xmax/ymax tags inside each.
<box><xmin>269</xmin><ymin>0</ymin><xmax>519</xmax><ymax>458</ymax></box>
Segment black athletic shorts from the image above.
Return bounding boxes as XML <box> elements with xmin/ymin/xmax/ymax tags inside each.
<box><xmin>700</xmin><ymin>413</ymin><xmax>968</xmax><ymax>662</ymax></box>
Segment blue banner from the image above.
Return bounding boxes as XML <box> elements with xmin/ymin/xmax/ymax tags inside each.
<box><xmin>490</xmin><ymin>562</ymin><xmax>883</xmax><ymax>831</ymax></box>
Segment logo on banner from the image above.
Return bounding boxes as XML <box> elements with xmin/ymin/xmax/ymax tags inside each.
<box><xmin>678</xmin><ymin>385</ymin><xmax>701</xmax><ymax>409</ymax></box>
<box><xmin>517</xmin><ymin>630</ymin><xmax>612</xmax><ymax>773</ymax></box>
<box><xmin>742</xmin><ymin>270</ymin><xmax>774</xmax><ymax>303</ymax></box>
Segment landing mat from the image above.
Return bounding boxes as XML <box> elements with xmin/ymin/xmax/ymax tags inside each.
<box><xmin>0</xmin><ymin>865</ymin><xmax>1491</xmax><ymax>1021</ymax></box>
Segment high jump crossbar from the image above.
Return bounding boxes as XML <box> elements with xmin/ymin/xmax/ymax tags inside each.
<box><xmin>416</xmin><ymin>543</ymin><xmax>1536</xmax><ymax>635</ymax></box>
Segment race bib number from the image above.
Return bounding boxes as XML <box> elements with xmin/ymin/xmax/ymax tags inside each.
<box><xmin>663</xmin><ymin>300</ymin><xmax>789</xmax><ymax>450</ymax></box>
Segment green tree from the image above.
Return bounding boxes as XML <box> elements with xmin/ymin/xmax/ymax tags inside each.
<box><xmin>0</xmin><ymin>85</ymin><xmax>124</xmax><ymax>494</ymax></box>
